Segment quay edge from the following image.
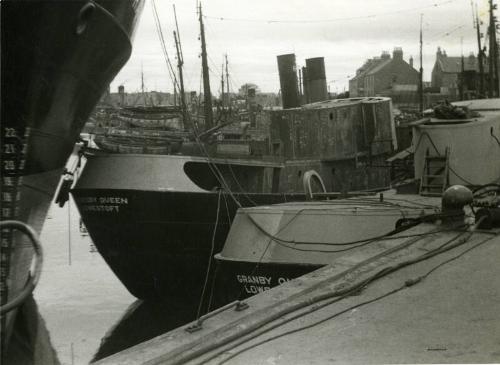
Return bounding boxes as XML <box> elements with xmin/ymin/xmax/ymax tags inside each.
<box><xmin>94</xmin><ymin>220</ymin><xmax>500</xmax><ymax>364</ymax></box>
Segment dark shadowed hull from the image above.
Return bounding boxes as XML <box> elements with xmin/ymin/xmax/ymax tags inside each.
<box><xmin>71</xmin><ymin>188</ymin><xmax>308</xmax><ymax>303</ymax></box>
<box><xmin>1</xmin><ymin>0</ymin><xmax>143</xmax><ymax>357</ymax></box>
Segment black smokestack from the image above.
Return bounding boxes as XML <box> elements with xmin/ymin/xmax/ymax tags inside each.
<box><xmin>277</xmin><ymin>54</ymin><xmax>300</xmax><ymax>109</ymax></box>
<box><xmin>305</xmin><ymin>57</ymin><xmax>328</xmax><ymax>102</ymax></box>
<box><xmin>118</xmin><ymin>85</ymin><xmax>125</xmax><ymax>106</ymax></box>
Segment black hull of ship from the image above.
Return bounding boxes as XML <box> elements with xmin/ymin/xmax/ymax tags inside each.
<box><xmin>72</xmin><ymin>188</ymin><xmax>308</xmax><ymax>303</ymax></box>
<box><xmin>1</xmin><ymin>0</ymin><xmax>143</xmax><ymax>357</ymax></box>
<box><xmin>72</xmin><ymin>149</ymin><xmax>392</xmax><ymax>306</ymax></box>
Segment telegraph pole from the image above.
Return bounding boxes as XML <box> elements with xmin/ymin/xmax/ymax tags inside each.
<box><xmin>419</xmin><ymin>14</ymin><xmax>424</xmax><ymax>113</ymax></box>
<box><xmin>475</xmin><ymin>3</ymin><xmax>485</xmax><ymax>97</ymax></box>
<box><xmin>460</xmin><ymin>37</ymin><xmax>465</xmax><ymax>100</ymax></box>
<box><xmin>488</xmin><ymin>0</ymin><xmax>499</xmax><ymax>97</ymax></box>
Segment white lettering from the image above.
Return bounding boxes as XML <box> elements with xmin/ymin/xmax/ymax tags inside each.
<box><xmin>98</xmin><ymin>197</ymin><xmax>128</xmax><ymax>204</ymax></box>
<box><xmin>244</xmin><ymin>285</ymin><xmax>271</xmax><ymax>294</ymax></box>
<box><xmin>236</xmin><ymin>274</ymin><xmax>272</xmax><ymax>285</ymax></box>
<box><xmin>80</xmin><ymin>205</ymin><xmax>120</xmax><ymax>212</ymax></box>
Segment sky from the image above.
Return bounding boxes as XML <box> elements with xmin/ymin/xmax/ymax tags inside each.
<box><xmin>111</xmin><ymin>0</ymin><xmax>492</xmax><ymax>95</ymax></box>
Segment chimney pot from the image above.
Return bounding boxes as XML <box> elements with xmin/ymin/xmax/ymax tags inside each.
<box><xmin>393</xmin><ymin>47</ymin><xmax>403</xmax><ymax>61</ymax></box>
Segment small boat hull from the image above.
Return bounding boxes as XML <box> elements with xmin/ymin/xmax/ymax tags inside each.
<box><xmin>211</xmin><ymin>256</ymin><xmax>321</xmax><ymax>308</ymax></box>
<box><xmin>210</xmin><ymin>195</ymin><xmax>440</xmax><ymax>308</ymax></box>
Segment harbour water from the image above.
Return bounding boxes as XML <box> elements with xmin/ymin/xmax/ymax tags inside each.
<box><xmin>34</xmin><ymin>196</ymin><xmax>133</xmax><ymax>364</ymax></box>
<box><xmin>34</xmin><ymin>195</ymin><xmax>198</xmax><ymax>364</ymax></box>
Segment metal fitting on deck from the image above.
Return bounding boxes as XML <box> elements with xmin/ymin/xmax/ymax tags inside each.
<box><xmin>185</xmin><ymin>300</ymin><xmax>249</xmax><ymax>333</ymax></box>
<box><xmin>441</xmin><ymin>185</ymin><xmax>473</xmax><ymax>222</ymax></box>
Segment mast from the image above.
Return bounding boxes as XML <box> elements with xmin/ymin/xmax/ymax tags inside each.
<box><xmin>141</xmin><ymin>62</ymin><xmax>145</xmax><ymax>95</ymax></box>
<box><xmin>475</xmin><ymin>3</ymin><xmax>485</xmax><ymax>97</ymax></box>
<box><xmin>198</xmin><ymin>3</ymin><xmax>213</xmax><ymax>129</ymax></box>
<box><xmin>173</xmin><ymin>5</ymin><xmax>184</xmax><ymax>61</ymax></box>
<box><xmin>419</xmin><ymin>14</ymin><xmax>424</xmax><ymax>113</ymax></box>
<box><xmin>221</xmin><ymin>62</ymin><xmax>225</xmax><ymax>110</ymax></box>
<box><xmin>225</xmin><ymin>54</ymin><xmax>230</xmax><ymax>115</ymax></box>
<box><xmin>141</xmin><ymin>62</ymin><xmax>147</xmax><ymax>106</ymax></box>
<box><xmin>173</xmin><ymin>4</ymin><xmax>187</xmax><ymax>125</ymax></box>
<box><xmin>174</xmin><ymin>30</ymin><xmax>187</xmax><ymax>121</ymax></box>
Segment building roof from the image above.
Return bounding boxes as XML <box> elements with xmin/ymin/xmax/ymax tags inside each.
<box><xmin>366</xmin><ymin>58</ymin><xmax>393</xmax><ymax>75</ymax></box>
<box><xmin>437</xmin><ymin>55</ymin><xmax>480</xmax><ymax>73</ymax></box>
<box><xmin>350</xmin><ymin>57</ymin><xmax>385</xmax><ymax>81</ymax></box>
<box><xmin>351</xmin><ymin>49</ymin><xmax>414</xmax><ymax>82</ymax></box>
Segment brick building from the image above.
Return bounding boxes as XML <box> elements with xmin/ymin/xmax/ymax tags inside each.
<box><xmin>349</xmin><ymin>48</ymin><xmax>419</xmax><ymax>98</ymax></box>
<box><xmin>431</xmin><ymin>47</ymin><xmax>487</xmax><ymax>99</ymax></box>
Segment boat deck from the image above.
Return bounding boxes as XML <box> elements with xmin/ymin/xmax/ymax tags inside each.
<box><xmin>251</xmin><ymin>189</ymin><xmax>441</xmax><ymax>211</ymax></box>
<box><xmin>95</xmin><ymin>212</ymin><xmax>500</xmax><ymax>364</ymax></box>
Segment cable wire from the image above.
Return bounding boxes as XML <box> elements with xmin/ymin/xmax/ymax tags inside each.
<box><xmin>245</xmin><ymin>210</ymin><xmax>464</xmax><ymax>248</ymax></box>
<box><xmin>227</xmin><ymin>164</ymin><xmax>258</xmax><ymax>206</ymax></box>
<box><xmin>215</xmin><ymin>230</ymin><xmax>495</xmax><ymax>364</ymax></box>
<box><xmin>202</xmin><ymin>0</ymin><xmax>459</xmax><ymax>24</ymax></box>
<box><xmin>204</xmin><ymin>227</ymin><xmax>492</xmax><ymax>365</ymax></box>
<box><xmin>196</xmin><ymin>188</ymin><xmax>222</xmax><ymax>319</ymax></box>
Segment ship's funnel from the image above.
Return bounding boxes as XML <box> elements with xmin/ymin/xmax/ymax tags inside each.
<box><xmin>118</xmin><ymin>85</ymin><xmax>125</xmax><ymax>106</ymax></box>
<box><xmin>277</xmin><ymin>54</ymin><xmax>300</xmax><ymax>109</ymax></box>
<box><xmin>305</xmin><ymin>57</ymin><xmax>328</xmax><ymax>102</ymax></box>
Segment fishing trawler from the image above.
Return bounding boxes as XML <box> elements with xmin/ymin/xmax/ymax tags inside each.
<box><xmin>0</xmin><ymin>0</ymin><xmax>144</xmax><ymax>362</ymax></box>
<box><xmin>73</xmin><ymin>94</ymin><xmax>398</xmax><ymax>303</ymax></box>
<box><xmin>92</xmin><ymin>104</ymin><xmax>188</xmax><ymax>154</ymax></box>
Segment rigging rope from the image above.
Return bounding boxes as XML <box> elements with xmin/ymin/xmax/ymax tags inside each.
<box><xmin>196</xmin><ymin>188</ymin><xmax>222</xmax><ymax>319</ymax></box>
<box><xmin>151</xmin><ymin>0</ymin><xmax>180</xmax><ymax>92</ymax></box>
